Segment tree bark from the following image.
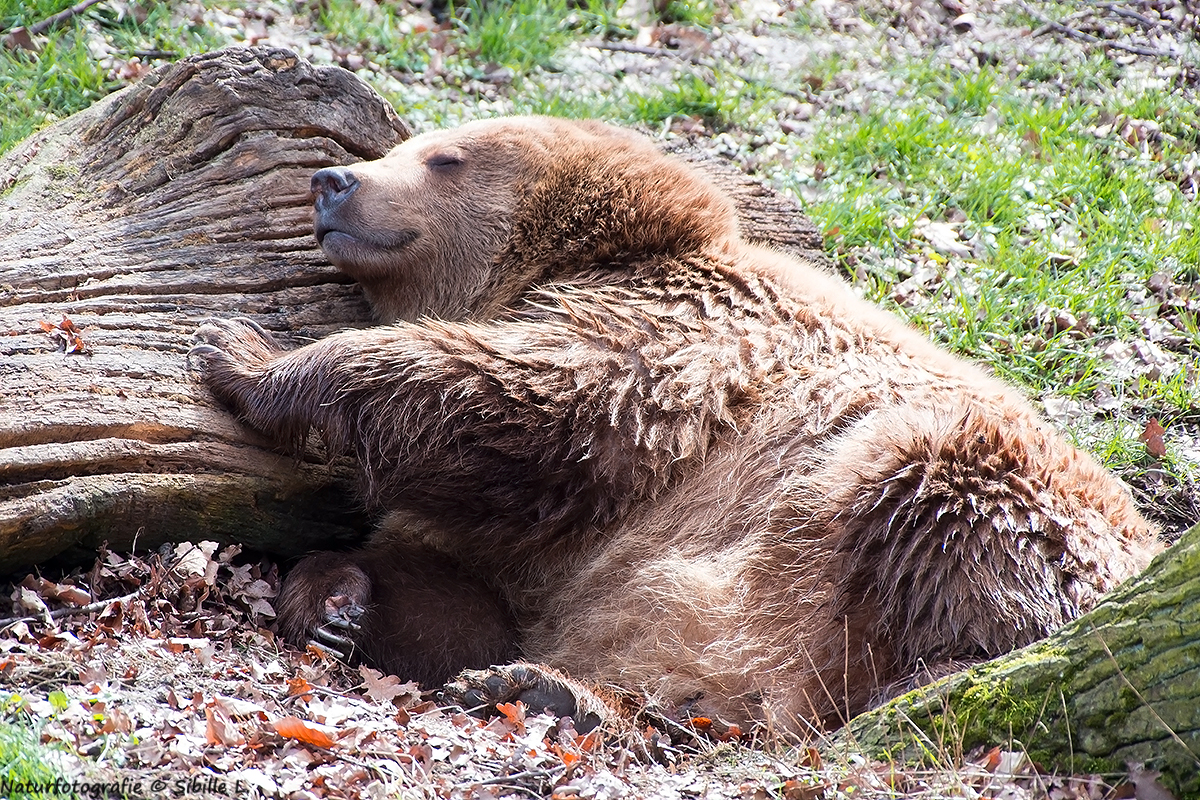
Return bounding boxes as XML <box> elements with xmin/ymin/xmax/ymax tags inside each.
<box><xmin>838</xmin><ymin>520</ymin><xmax>1200</xmax><ymax>796</ymax></box>
<box><xmin>0</xmin><ymin>46</ymin><xmax>829</xmax><ymax>574</ymax></box>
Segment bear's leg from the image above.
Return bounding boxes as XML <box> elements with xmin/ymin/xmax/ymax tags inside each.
<box><xmin>819</xmin><ymin>400</ymin><xmax>1153</xmax><ymax>682</ymax></box>
<box><xmin>276</xmin><ymin>546</ymin><xmax>520</xmax><ymax>687</ymax></box>
<box><xmin>441</xmin><ymin>663</ymin><xmax>617</xmax><ymax>733</ymax></box>
<box><xmin>820</xmin><ymin>402</ymin><xmax>1094</xmax><ymax>671</ymax></box>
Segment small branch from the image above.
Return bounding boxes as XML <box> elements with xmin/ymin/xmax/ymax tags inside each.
<box><xmin>1019</xmin><ymin>0</ymin><xmax>1171</xmax><ymax>58</ymax></box>
<box><xmin>2</xmin><ymin>0</ymin><xmax>104</xmax><ymax>38</ymax></box>
<box><xmin>460</xmin><ymin>766</ymin><xmax>566</xmax><ymax>791</ymax></box>
<box><xmin>1094</xmin><ymin>2</ymin><xmax>1163</xmax><ymax>31</ymax></box>
<box><xmin>0</xmin><ymin>588</ymin><xmax>141</xmax><ymax>630</ymax></box>
<box><xmin>586</xmin><ymin>40</ymin><xmax>664</xmax><ymax>57</ymax></box>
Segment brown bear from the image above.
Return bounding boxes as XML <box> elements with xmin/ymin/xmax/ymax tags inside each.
<box><xmin>192</xmin><ymin>116</ymin><xmax>1162</xmax><ymax>735</ymax></box>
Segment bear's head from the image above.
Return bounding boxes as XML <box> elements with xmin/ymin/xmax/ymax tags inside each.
<box><xmin>310</xmin><ymin>117</ymin><xmax>738</xmax><ymax>323</ymax></box>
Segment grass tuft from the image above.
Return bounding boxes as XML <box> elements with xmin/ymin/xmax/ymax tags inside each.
<box><xmin>0</xmin><ymin>719</ymin><xmax>64</xmax><ymax>800</ymax></box>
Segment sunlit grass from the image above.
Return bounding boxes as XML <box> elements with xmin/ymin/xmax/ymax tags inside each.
<box><xmin>0</xmin><ymin>0</ymin><xmax>229</xmax><ymax>152</ymax></box>
<box><xmin>0</xmin><ymin>719</ymin><xmax>65</xmax><ymax>800</ymax></box>
<box><xmin>792</xmin><ymin>61</ymin><xmax>1198</xmax><ymax>380</ymax></box>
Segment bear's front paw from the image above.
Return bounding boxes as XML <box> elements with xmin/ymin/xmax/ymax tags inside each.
<box><xmin>190</xmin><ymin>317</ymin><xmax>284</xmax><ymax>413</ymax></box>
<box><xmin>276</xmin><ymin>555</ymin><xmax>373</xmax><ymax>663</ymax></box>
<box><xmin>306</xmin><ymin>594</ymin><xmax>366</xmax><ymax>662</ymax></box>
<box><xmin>441</xmin><ymin>663</ymin><xmax>616</xmax><ymax>734</ymax></box>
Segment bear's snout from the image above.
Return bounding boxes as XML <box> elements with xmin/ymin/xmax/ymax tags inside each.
<box><xmin>311</xmin><ymin>166</ymin><xmax>360</xmax><ymax>214</ymax></box>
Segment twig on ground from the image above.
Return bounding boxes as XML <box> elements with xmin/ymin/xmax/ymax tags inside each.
<box><xmin>1019</xmin><ymin>0</ymin><xmax>1171</xmax><ymax>58</ymax></box>
<box><xmin>3</xmin><ymin>0</ymin><xmax>105</xmax><ymax>37</ymax></box>
<box><xmin>0</xmin><ymin>588</ymin><xmax>141</xmax><ymax>630</ymax></box>
<box><xmin>586</xmin><ymin>40</ymin><xmax>663</xmax><ymax>57</ymax></box>
<box><xmin>1094</xmin><ymin>2</ymin><xmax>1162</xmax><ymax>31</ymax></box>
<box><xmin>481</xmin><ymin>785</ymin><xmax>542</xmax><ymax>799</ymax></box>
<box><xmin>462</xmin><ymin>766</ymin><xmax>566</xmax><ymax>793</ymax></box>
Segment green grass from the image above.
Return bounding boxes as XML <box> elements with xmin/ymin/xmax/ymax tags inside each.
<box><xmin>451</xmin><ymin>0</ymin><xmax>574</xmax><ymax>72</ymax></box>
<box><xmin>0</xmin><ymin>27</ymin><xmax>107</xmax><ymax>152</ymax></box>
<box><xmin>776</xmin><ymin>49</ymin><xmax>1199</xmax><ymax>497</ymax></box>
<box><xmin>657</xmin><ymin>0</ymin><xmax>718</xmax><ymax>27</ymax></box>
<box><xmin>317</xmin><ymin>0</ymin><xmax>433</xmax><ymax>74</ymax></box>
<box><xmin>791</xmin><ymin>61</ymin><xmax>1200</xmax><ymax>400</ymax></box>
<box><xmin>0</xmin><ymin>0</ymin><xmax>229</xmax><ymax>152</ymax></box>
<box><xmin>628</xmin><ymin>73</ymin><xmax>743</xmax><ymax>130</ymax></box>
<box><xmin>0</xmin><ymin>720</ymin><xmax>65</xmax><ymax>800</ymax></box>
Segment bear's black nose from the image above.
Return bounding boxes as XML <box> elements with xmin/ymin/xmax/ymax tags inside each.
<box><xmin>311</xmin><ymin>166</ymin><xmax>360</xmax><ymax>212</ymax></box>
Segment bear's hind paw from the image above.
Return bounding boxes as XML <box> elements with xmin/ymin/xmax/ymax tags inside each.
<box><xmin>442</xmin><ymin>662</ymin><xmax>615</xmax><ymax>734</ymax></box>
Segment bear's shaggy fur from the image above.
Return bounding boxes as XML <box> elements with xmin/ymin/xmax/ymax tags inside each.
<box><xmin>194</xmin><ymin>117</ymin><xmax>1161</xmax><ymax>734</ymax></box>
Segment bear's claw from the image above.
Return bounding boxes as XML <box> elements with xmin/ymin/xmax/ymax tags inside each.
<box><xmin>189</xmin><ymin>317</ymin><xmax>284</xmax><ymax>369</ymax></box>
<box><xmin>306</xmin><ymin>597</ymin><xmax>366</xmax><ymax>661</ymax></box>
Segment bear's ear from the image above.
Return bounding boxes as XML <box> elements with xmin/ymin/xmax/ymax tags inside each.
<box><xmin>508</xmin><ymin>143</ymin><xmax>738</xmax><ymax>273</ymax></box>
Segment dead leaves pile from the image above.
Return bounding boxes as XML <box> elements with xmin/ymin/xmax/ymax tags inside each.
<box><xmin>0</xmin><ymin>543</ymin><xmax>826</xmax><ymax>800</ymax></box>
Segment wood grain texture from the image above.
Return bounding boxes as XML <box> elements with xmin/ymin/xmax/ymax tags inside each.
<box><xmin>0</xmin><ymin>48</ymin><xmax>409</xmax><ymax>571</ymax></box>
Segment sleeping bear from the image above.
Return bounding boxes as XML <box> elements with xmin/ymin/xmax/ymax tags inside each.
<box><xmin>192</xmin><ymin>116</ymin><xmax>1161</xmax><ymax>734</ymax></box>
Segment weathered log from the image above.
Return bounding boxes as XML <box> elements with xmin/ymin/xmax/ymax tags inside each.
<box><xmin>0</xmin><ymin>47</ymin><xmax>411</xmax><ymax>573</ymax></box>
<box><xmin>838</xmin><ymin>519</ymin><xmax>1200</xmax><ymax>796</ymax></box>
<box><xmin>0</xmin><ymin>46</ymin><xmax>829</xmax><ymax>574</ymax></box>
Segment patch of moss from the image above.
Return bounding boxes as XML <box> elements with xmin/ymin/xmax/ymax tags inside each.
<box><xmin>941</xmin><ymin>680</ymin><xmax>1050</xmax><ymax>750</ymax></box>
<box><xmin>44</xmin><ymin>163</ymin><xmax>79</xmax><ymax>181</ymax></box>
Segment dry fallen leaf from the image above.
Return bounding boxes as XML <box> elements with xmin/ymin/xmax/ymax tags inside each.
<box><xmin>173</xmin><ymin>541</ymin><xmax>220</xmax><ymax>583</ymax></box>
<box><xmin>273</xmin><ymin>716</ymin><xmax>337</xmax><ymax>749</ymax></box>
<box><xmin>577</xmin><ymin>731</ymin><xmax>602</xmax><ymax>754</ymax></box>
<box><xmin>21</xmin><ymin>576</ymin><xmax>92</xmax><ymax>607</ymax></box>
<box><xmin>3</xmin><ymin>27</ymin><xmax>36</xmax><ymax>51</ymax></box>
<box><xmin>496</xmin><ymin>701</ymin><xmax>526</xmax><ymax>734</ymax></box>
<box><xmin>782</xmin><ymin>778</ymin><xmax>825</xmax><ymax>800</ymax></box>
<box><xmin>799</xmin><ymin>745</ymin><xmax>822</xmax><ymax>770</ymax></box>
<box><xmin>38</xmin><ymin>315</ymin><xmax>88</xmax><ymax>354</ymax></box>
<box><xmin>359</xmin><ymin>665</ymin><xmax>420</xmax><ymax>706</ymax></box>
<box><xmin>206</xmin><ymin>700</ymin><xmax>246</xmax><ymax>746</ymax></box>
<box><xmin>1139</xmin><ymin>418</ymin><xmax>1167</xmax><ymax>459</ymax></box>
<box><xmin>557</xmin><ymin>746</ymin><xmax>581</xmax><ymax>767</ymax></box>
<box><xmin>1127</xmin><ymin>762</ymin><xmax>1176</xmax><ymax>800</ymax></box>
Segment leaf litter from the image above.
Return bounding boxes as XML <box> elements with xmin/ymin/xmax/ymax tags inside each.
<box><xmin>39</xmin><ymin>315</ymin><xmax>88</xmax><ymax>355</ymax></box>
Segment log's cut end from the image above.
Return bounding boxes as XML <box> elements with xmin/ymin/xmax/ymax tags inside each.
<box><xmin>0</xmin><ymin>47</ymin><xmax>408</xmax><ymax>573</ymax></box>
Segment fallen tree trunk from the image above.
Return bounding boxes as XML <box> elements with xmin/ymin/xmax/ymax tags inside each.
<box><xmin>0</xmin><ymin>46</ymin><xmax>829</xmax><ymax>574</ymax></box>
<box><xmin>836</xmin><ymin>519</ymin><xmax>1200</xmax><ymax>796</ymax></box>
<box><xmin>0</xmin><ymin>47</ymin><xmax>410</xmax><ymax>572</ymax></box>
